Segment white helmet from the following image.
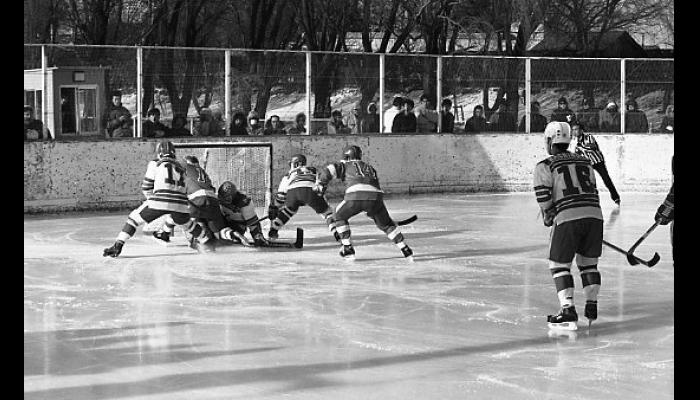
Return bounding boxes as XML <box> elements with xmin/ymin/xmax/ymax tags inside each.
<box><xmin>544</xmin><ymin>121</ymin><xmax>572</xmax><ymax>145</ymax></box>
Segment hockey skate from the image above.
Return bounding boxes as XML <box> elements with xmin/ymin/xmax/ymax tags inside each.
<box><xmin>152</xmin><ymin>231</ymin><xmax>171</xmax><ymax>245</ymax></box>
<box><xmin>401</xmin><ymin>245</ymin><xmax>414</xmax><ymax>262</ymax></box>
<box><xmin>340</xmin><ymin>244</ymin><xmax>355</xmax><ymax>260</ymax></box>
<box><xmin>253</xmin><ymin>233</ymin><xmax>269</xmax><ymax>247</ymax></box>
<box><xmin>103</xmin><ymin>241</ymin><xmax>124</xmax><ymax>258</ymax></box>
<box><xmin>547</xmin><ymin>306</ymin><xmax>578</xmax><ymax>331</ymax></box>
<box><xmin>268</xmin><ymin>228</ymin><xmax>279</xmax><ymax>240</ymax></box>
<box><xmin>585</xmin><ymin>300</ymin><xmax>597</xmax><ymax>327</ymax></box>
<box><xmin>194</xmin><ymin>239</ymin><xmax>215</xmax><ymax>253</ymax></box>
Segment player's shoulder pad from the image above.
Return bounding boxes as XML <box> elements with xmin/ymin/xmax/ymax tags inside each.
<box><xmin>536</xmin><ymin>156</ymin><xmax>553</xmax><ymax>167</ymax></box>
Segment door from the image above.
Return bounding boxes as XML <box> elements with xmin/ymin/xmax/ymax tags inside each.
<box><xmin>60</xmin><ymin>86</ymin><xmax>99</xmax><ymax>136</ymax></box>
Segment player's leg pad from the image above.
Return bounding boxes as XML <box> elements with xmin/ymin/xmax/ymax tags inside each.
<box><xmin>116</xmin><ymin>217</ymin><xmax>139</xmax><ymax>243</ymax></box>
<box><xmin>550</xmin><ymin>261</ymin><xmax>574</xmax><ymax>308</ymax></box>
<box><xmin>271</xmin><ymin>207</ymin><xmax>296</xmax><ymax>230</ymax></box>
<box><xmin>335</xmin><ymin>222</ymin><xmax>352</xmax><ymax>246</ymax></box>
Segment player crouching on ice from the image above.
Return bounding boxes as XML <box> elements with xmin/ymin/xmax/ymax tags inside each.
<box><xmin>153</xmin><ymin>155</ymin><xmax>238</xmax><ymax>252</ymax></box>
<box><xmin>268</xmin><ymin>154</ymin><xmax>340</xmax><ymax>242</ymax></box>
<box><xmin>316</xmin><ymin>145</ymin><xmax>413</xmax><ymax>261</ymax></box>
<box><xmin>103</xmin><ymin>141</ymin><xmax>213</xmax><ymax>257</ymax></box>
<box><xmin>534</xmin><ymin>122</ymin><xmax>604</xmax><ymax>330</ymax></box>
<box><xmin>217</xmin><ymin>181</ymin><xmax>269</xmax><ymax>247</ymax></box>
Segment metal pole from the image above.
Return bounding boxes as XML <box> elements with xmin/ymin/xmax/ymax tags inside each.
<box><xmin>225</xmin><ymin>50</ymin><xmax>231</xmax><ymax>136</ymax></box>
<box><xmin>136</xmin><ymin>46</ymin><xmax>143</xmax><ymax>138</ymax></box>
<box><xmin>41</xmin><ymin>45</ymin><xmax>52</xmax><ymax>139</ymax></box>
<box><xmin>525</xmin><ymin>57</ymin><xmax>531</xmax><ymax>134</ymax></box>
<box><xmin>305</xmin><ymin>51</ymin><xmax>312</xmax><ymax>135</ymax></box>
<box><xmin>436</xmin><ymin>56</ymin><xmax>442</xmax><ymax>133</ymax></box>
<box><xmin>379</xmin><ymin>53</ymin><xmax>385</xmax><ymax>133</ymax></box>
<box><xmin>620</xmin><ymin>59</ymin><xmax>626</xmax><ymax>134</ymax></box>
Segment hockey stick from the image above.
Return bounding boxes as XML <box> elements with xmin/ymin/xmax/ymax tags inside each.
<box><xmin>259</xmin><ymin>214</ymin><xmax>417</xmax><ymax>226</ymax></box>
<box><xmin>233</xmin><ymin>228</ymin><xmax>304</xmax><ymax>249</ymax></box>
<box><xmin>603</xmin><ymin>239</ymin><xmax>660</xmax><ymax>267</ymax></box>
<box><xmin>625</xmin><ymin>221</ymin><xmax>660</xmax><ymax>266</ymax></box>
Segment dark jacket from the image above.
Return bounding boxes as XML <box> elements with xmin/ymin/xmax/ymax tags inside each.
<box><xmin>550</xmin><ymin>107</ymin><xmax>575</xmax><ymax>123</ymax></box>
<box><xmin>142</xmin><ymin>120</ymin><xmax>170</xmax><ymax>138</ymax></box>
<box><xmin>392</xmin><ymin>112</ymin><xmax>417</xmax><ymax>133</ymax></box>
<box><xmin>518</xmin><ymin>113</ymin><xmax>548</xmax><ymax>133</ymax></box>
<box><xmin>464</xmin><ymin>116</ymin><xmax>488</xmax><ymax>133</ymax></box>
<box><xmin>488</xmin><ymin>110</ymin><xmax>516</xmax><ymax>132</ymax></box>
<box><xmin>441</xmin><ymin>111</ymin><xmax>455</xmax><ymax>133</ymax></box>
<box><xmin>360</xmin><ymin>114</ymin><xmax>379</xmax><ymax>133</ymax></box>
<box><xmin>103</xmin><ymin>105</ymin><xmax>132</xmax><ymax>136</ymax></box>
<box><xmin>24</xmin><ymin>119</ymin><xmax>47</xmax><ymax>140</ymax></box>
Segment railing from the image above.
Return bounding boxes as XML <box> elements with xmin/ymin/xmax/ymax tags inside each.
<box><xmin>24</xmin><ymin>44</ymin><xmax>674</xmax><ymax>139</ymax></box>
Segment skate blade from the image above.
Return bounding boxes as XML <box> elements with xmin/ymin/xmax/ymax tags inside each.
<box><xmin>547</xmin><ymin>321</ymin><xmax>578</xmax><ymax>331</ymax></box>
<box><xmin>151</xmin><ymin>237</ymin><xmax>172</xmax><ymax>247</ymax></box>
<box><xmin>405</xmin><ymin>256</ymin><xmax>415</xmax><ymax>263</ymax></box>
<box><xmin>548</xmin><ymin>329</ymin><xmax>578</xmax><ymax>340</ymax></box>
<box><xmin>343</xmin><ymin>255</ymin><xmax>356</xmax><ymax>261</ymax></box>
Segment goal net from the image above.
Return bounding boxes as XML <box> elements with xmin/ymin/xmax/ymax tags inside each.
<box><xmin>143</xmin><ymin>142</ymin><xmax>273</xmax><ymax>233</ymax></box>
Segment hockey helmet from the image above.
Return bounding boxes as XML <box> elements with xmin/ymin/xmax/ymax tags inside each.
<box><xmin>218</xmin><ymin>181</ymin><xmax>238</xmax><ymax>203</ymax></box>
<box><xmin>290</xmin><ymin>154</ymin><xmax>307</xmax><ymax>168</ymax></box>
<box><xmin>343</xmin><ymin>145</ymin><xmax>362</xmax><ymax>161</ymax></box>
<box><xmin>184</xmin><ymin>155</ymin><xmax>199</xmax><ymax>165</ymax></box>
<box><xmin>544</xmin><ymin>121</ymin><xmax>572</xmax><ymax>145</ymax></box>
<box><xmin>156</xmin><ymin>141</ymin><xmax>176</xmax><ymax>159</ymax></box>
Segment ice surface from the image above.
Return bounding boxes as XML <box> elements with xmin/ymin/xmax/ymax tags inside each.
<box><xmin>24</xmin><ymin>193</ymin><xmax>674</xmax><ymax>400</ymax></box>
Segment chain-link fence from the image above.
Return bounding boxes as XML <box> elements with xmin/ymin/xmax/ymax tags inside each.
<box><xmin>24</xmin><ymin>44</ymin><xmax>674</xmax><ymax>139</ymax></box>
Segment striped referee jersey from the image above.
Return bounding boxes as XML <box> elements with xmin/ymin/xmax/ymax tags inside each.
<box><xmin>574</xmin><ymin>133</ymin><xmax>605</xmax><ymax>165</ymax></box>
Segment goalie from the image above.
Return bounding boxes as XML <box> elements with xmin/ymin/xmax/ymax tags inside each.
<box><xmin>217</xmin><ymin>181</ymin><xmax>268</xmax><ymax>246</ymax></box>
<box><xmin>267</xmin><ymin>154</ymin><xmax>340</xmax><ymax>241</ymax></box>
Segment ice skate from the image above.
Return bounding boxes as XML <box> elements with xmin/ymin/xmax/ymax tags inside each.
<box><xmin>401</xmin><ymin>245</ymin><xmax>414</xmax><ymax>262</ymax></box>
<box><xmin>585</xmin><ymin>300</ymin><xmax>597</xmax><ymax>328</ymax></box>
<box><xmin>152</xmin><ymin>231</ymin><xmax>171</xmax><ymax>245</ymax></box>
<box><xmin>268</xmin><ymin>228</ymin><xmax>279</xmax><ymax>240</ymax></box>
<box><xmin>340</xmin><ymin>244</ymin><xmax>355</xmax><ymax>260</ymax></box>
<box><xmin>253</xmin><ymin>233</ymin><xmax>269</xmax><ymax>247</ymax></box>
<box><xmin>102</xmin><ymin>241</ymin><xmax>124</xmax><ymax>258</ymax></box>
<box><xmin>194</xmin><ymin>239</ymin><xmax>215</xmax><ymax>253</ymax></box>
<box><xmin>547</xmin><ymin>306</ymin><xmax>578</xmax><ymax>331</ymax></box>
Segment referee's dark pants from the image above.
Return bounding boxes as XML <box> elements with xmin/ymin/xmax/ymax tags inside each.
<box><xmin>592</xmin><ymin>162</ymin><xmax>620</xmax><ymax>203</ymax></box>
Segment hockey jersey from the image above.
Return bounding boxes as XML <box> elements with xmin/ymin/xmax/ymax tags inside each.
<box><xmin>184</xmin><ymin>163</ymin><xmax>218</xmax><ymax>208</ymax></box>
<box><xmin>574</xmin><ymin>133</ymin><xmax>605</xmax><ymax>165</ymax></box>
<box><xmin>142</xmin><ymin>157</ymin><xmax>189</xmax><ymax>213</ymax></box>
<box><xmin>274</xmin><ymin>166</ymin><xmax>318</xmax><ymax>204</ymax></box>
<box><xmin>533</xmin><ymin>152</ymin><xmax>603</xmax><ymax>225</ymax></box>
<box><xmin>318</xmin><ymin>160</ymin><xmax>383</xmax><ymax>200</ymax></box>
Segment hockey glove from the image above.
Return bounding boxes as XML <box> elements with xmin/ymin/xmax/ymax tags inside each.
<box><xmin>313</xmin><ymin>182</ymin><xmax>327</xmax><ymax>196</ymax></box>
<box><xmin>655</xmin><ymin>201</ymin><xmax>674</xmax><ymax>225</ymax></box>
<box><xmin>543</xmin><ymin>207</ymin><xmax>556</xmax><ymax>227</ymax></box>
<box><xmin>268</xmin><ymin>205</ymin><xmax>279</xmax><ymax>221</ymax></box>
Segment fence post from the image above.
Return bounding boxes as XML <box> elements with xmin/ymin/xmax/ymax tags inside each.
<box><xmin>525</xmin><ymin>57</ymin><xmax>531</xmax><ymax>134</ymax></box>
<box><xmin>436</xmin><ymin>55</ymin><xmax>442</xmax><ymax>133</ymax></box>
<box><xmin>305</xmin><ymin>51</ymin><xmax>312</xmax><ymax>135</ymax></box>
<box><xmin>379</xmin><ymin>53</ymin><xmax>385</xmax><ymax>133</ymax></box>
<box><xmin>136</xmin><ymin>46</ymin><xmax>143</xmax><ymax>138</ymax></box>
<box><xmin>620</xmin><ymin>58</ymin><xmax>626</xmax><ymax>134</ymax></box>
<box><xmin>225</xmin><ymin>49</ymin><xmax>231</xmax><ymax>136</ymax></box>
<box><xmin>41</xmin><ymin>45</ymin><xmax>53</xmax><ymax>139</ymax></box>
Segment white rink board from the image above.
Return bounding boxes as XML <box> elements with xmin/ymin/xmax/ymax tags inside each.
<box><xmin>24</xmin><ymin>193</ymin><xmax>674</xmax><ymax>400</ymax></box>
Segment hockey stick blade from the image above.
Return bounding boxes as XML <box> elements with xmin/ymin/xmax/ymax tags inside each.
<box><xmin>266</xmin><ymin>228</ymin><xmax>304</xmax><ymax>249</ymax></box>
<box><xmin>397</xmin><ymin>215</ymin><xmax>418</xmax><ymax>226</ymax></box>
<box><xmin>625</xmin><ymin>221</ymin><xmax>660</xmax><ymax>266</ymax></box>
<box><xmin>603</xmin><ymin>240</ymin><xmax>659</xmax><ymax>267</ymax></box>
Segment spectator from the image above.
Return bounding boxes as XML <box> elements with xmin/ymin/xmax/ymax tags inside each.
<box><xmin>286</xmin><ymin>112</ymin><xmax>307</xmax><ymax>135</ymax></box>
<box><xmin>194</xmin><ymin>107</ymin><xmax>223</xmax><ymax>136</ymax></box>
<box><xmin>327</xmin><ymin>110</ymin><xmax>350</xmax><ymax>134</ymax></box>
<box><xmin>659</xmin><ymin>105</ymin><xmax>674</xmax><ymax>133</ymax></box>
<box><xmin>211</xmin><ymin>109</ymin><xmax>226</xmax><ymax>135</ymax></box>
<box><xmin>103</xmin><ymin>90</ymin><xmax>133</xmax><ymax>138</ymax></box>
<box><xmin>441</xmin><ymin>99</ymin><xmax>455</xmax><ymax>133</ymax></box>
<box><xmin>488</xmin><ymin>102</ymin><xmax>516</xmax><ymax>132</ymax></box>
<box><xmin>464</xmin><ymin>105</ymin><xmax>488</xmax><ymax>133</ymax></box>
<box><xmin>576</xmin><ymin>97</ymin><xmax>600</xmax><ymax>132</ymax></box>
<box><xmin>392</xmin><ymin>98</ymin><xmax>417</xmax><ymax>133</ymax></box>
<box><xmin>246</xmin><ymin>110</ymin><xmax>264</xmax><ymax>135</ymax></box>
<box><xmin>230</xmin><ymin>111</ymin><xmax>249</xmax><ymax>136</ymax></box>
<box><xmin>170</xmin><ymin>114</ymin><xmax>192</xmax><ymax>137</ymax></box>
<box><xmin>550</xmin><ymin>96</ymin><xmax>575</xmax><ymax>123</ymax></box>
<box><xmin>415</xmin><ymin>94</ymin><xmax>439</xmax><ymax>132</ymax></box>
<box><xmin>599</xmin><ymin>102</ymin><xmax>621</xmax><ymax>132</ymax></box>
<box><xmin>263</xmin><ymin>115</ymin><xmax>285</xmax><ymax>135</ymax></box>
<box><xmin>383</xmin><ymin>97</ymin><xmax>404</xmax><ymax>133</ymax></box>
<box><xmin>624</xmin><ymin>98</ymin><xmax>649</xmax><ymax>133</ymax></box>
<box><xmin>518</xmin><ymin>101</ymin><xmax>548</xmax><ymax>133</ymax></box>
<box><xmin>24</xmin><ymin>105</ymin><xmax>50</xmax><ymax>141</ymax></box>
<box><xmin>344</xmin><ymin>105</ymin><xmax>361</xmax><ymax>134</ymax></box>
<box><xmin>361</xmin><ymin>102</ymin><xmax>380</xmax><ymax>133</ymax></box>
<box><xmin>142</xmin><ymin>108</ymin><xmax>169</xmax><ymax>138</ymax></box>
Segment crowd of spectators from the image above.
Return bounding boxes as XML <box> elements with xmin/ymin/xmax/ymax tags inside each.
<box><xmin>24</xmin><ymin>92</ymin><xmax>674</xmax><ymax>141</ymax></box>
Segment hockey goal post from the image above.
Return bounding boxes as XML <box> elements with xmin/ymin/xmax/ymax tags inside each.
<box><xmin>143</xmin><ymin>141</ymin><xmax>273</xmax><ymax>233</ymax></box>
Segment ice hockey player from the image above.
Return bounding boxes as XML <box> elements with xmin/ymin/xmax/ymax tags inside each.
<box><xmin>655</xmin><ymin>155</ymin><xmax>674</xmax><ymax>266</ymax></box>
<box><xmin>172</xmin><ymin>155</ymin><xmax>237</xmax><ymax>250</ymax></box>
<box><xmin>217</xmin><ymin>181</ymin><xmax>268</xmax><ymax>246</ymax></box>
<box><xmin>103</xmin><ymin>141</ymin><xmax>213</xmax><ymax>257</ymax></box>
<box><xmin>571</xmin><ymin>121</ymin><xmax>621</xmax><ymax>206</ymax></box>
<box><xmin>533</xmin><ymin>121</ymin><xmax>604</xmax><ymax>330</ymax></box>
<box><xmin>316</xmin><ymin>145</ymin><xmax>413</xmax><ymax>261</ymax></box>
<box><xmin>267</xmin><ymin>154</ymin><xmax>340</xmax><ymax>242</ymax></box>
